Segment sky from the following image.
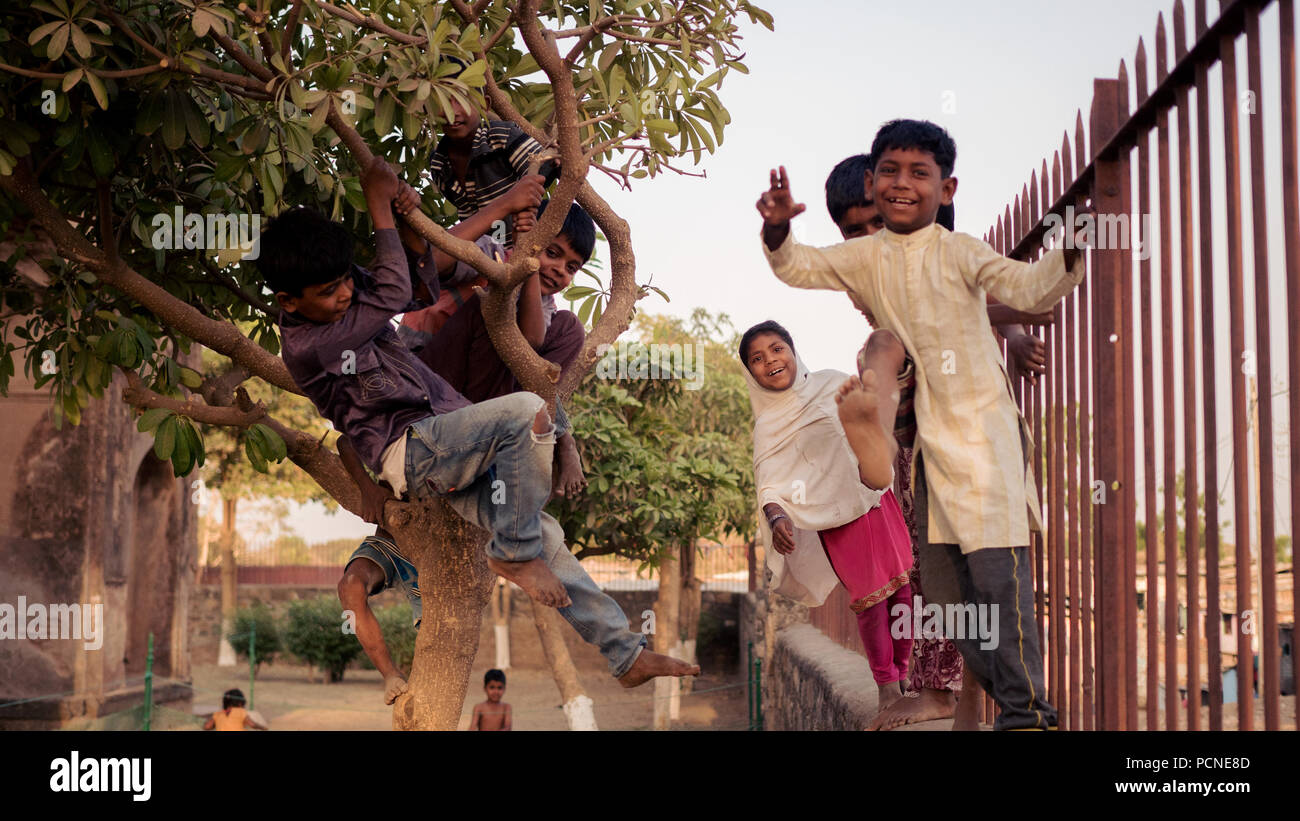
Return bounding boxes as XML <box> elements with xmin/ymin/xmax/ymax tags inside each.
<box><xmin>264</xmin><ymin>0</ymin><xmax>1294</xmax><ymax>547</ymax></box>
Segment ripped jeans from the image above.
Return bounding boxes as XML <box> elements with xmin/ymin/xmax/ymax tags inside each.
<box><xmin>403</xmin><ymin>392</ymin><xmax>646</xmax><ymax>676</ymax></box>
<box><xmin>405</xmin><ymin>392</ymin><xmax>556</xmax><ymax>563</ymax></box>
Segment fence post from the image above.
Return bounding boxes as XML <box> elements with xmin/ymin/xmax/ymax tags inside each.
<box><xmin>1089</xmin><ymin>76</ymin><xmax>1130</xmax><ymax>731</ymax></box>
<box><xmin>142</xmin><ymin>632</ymin><xmax>154</xmax><ymax>731</ymax></box>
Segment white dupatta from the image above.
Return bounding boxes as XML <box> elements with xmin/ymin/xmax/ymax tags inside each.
<box><xmin>746</xmin><ymin>355</ymin><xmax>885</xmax><ymax>607</ymax></box>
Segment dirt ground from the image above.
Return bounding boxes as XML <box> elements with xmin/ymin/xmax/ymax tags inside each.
<box><xmin>187</xmin><ymin>604</ymin><xmax>749</xmax><ymax>731</ymax></box>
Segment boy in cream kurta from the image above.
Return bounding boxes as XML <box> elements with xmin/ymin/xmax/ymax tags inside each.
<box><xmin>757</xmin><ymin>119</ymin><xmax>1084</xmax><ymax>730</ymax></box>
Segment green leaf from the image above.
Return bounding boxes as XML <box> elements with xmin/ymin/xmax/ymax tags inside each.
<box><xmin>83</xmin><ymin>71</ymin><xmax>108</xmax><ymax>110</ymax></box>
<box><xmin>153</xmin><ymin>416</ymin><xmax>177</xmax><ymax>460</ymax></box>
<box><xmin>645</xmin><ymin>119</ymin><xmax>678</xmax><ymax>134</ymax></box>
<box><xmin>69</xmin><ymin>25</ymin><xmax>91</xmax><ymax>59</ymax></box>
<box><xmin>178</xmin><ymin>366</ymin><xmax>202</xmax><ymax>389</ymax></box>
<box><xmin>457</xmin><ymin>59</ymin><xmax>487</xmax><ymax>87</ymax></box>
<box><xmin>46</xmin><ymin>23</ymin><xmax>70</xmax><ymax>60</ymax></box>
<box><xmin>598</xmin><ymin>42</ymin><xmax>622</xmax><ymax>71</ymax></box>
<box><xmin>137</xmin><ymin>407</ymin><xmax>172</xmax><ymax>432</ymax></box>
<box><xmin>161</xmin><ymin>92</ymin><xmax>186</xmax><ymax>150</ymax></box>
<box><xmin>28</xmin><ymin>21</ymin><xmax>64</xmax><ymax>46</ymax></box>
<box><xmin>374</xmin><ymin>92</ymin><xmax>395</xmax><ymax>137</ymax></box>
<box><xmin>61</xmin><ymin>68</ymin><xmax>83</xmax><ymax>92</ymax></box>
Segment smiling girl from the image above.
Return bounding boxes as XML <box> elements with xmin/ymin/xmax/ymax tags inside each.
<box><xmin>742</xmin><ymin>320</ymin><xmax>914</xmax><ymax>716</ymax></box>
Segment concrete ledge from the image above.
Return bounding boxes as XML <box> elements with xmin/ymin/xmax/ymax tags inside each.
<box><xmin>769</xmin><ymin>623</ymin><xmax>879</xmax><ymax>731</ymax></box>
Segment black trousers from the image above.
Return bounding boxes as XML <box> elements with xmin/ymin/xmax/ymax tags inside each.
<box><xmin>914</xmin><ymin>450</ymin><xmax>1058</xmax><ymax>730</ymax></box>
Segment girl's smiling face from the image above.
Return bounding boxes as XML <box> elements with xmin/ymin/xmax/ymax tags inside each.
<box><xmin>745</xmin><ymin>332</ymin><xmax>797</xmax><ymax>391</ymax></box>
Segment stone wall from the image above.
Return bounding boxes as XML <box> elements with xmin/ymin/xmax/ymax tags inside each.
<box><xmin>0</xmin><ymin>361</ymin><xmax>197</xmax><ymax>729</ymax></box>
<box><xmin>740</xmin><ymin>585</ymin><xmax>879</xmax><ymax>730</ymax></box>
<box><xmin>766</xmin><ymin>623</ymin><xmax>878</xmax><ymax>730</ymax></box>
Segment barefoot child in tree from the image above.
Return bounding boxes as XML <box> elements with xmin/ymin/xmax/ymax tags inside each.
<box><xmin>470</xmin><ymin>669</ymin><xmax>512</xmax><ymax>731</ymax></box>
<box><xmin>261</xmin><ymin>157</ymin><xmax>696</xmax><ymax>704</ymax></box>
<box><xmin>760</xmin><ymin>119</ymin><xmax>1083</xmax><ymax>730</ymax></box>
<box><xmin>742</xmin><ymin>320</ymin><xmax>915</xmax><ymax>717</ymax></box>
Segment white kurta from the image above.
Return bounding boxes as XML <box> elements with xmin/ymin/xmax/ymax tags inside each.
<box><xmin>763</xmin><ymin>223</ymin><xmax>1085</xmax><ymax>553</ymax></box>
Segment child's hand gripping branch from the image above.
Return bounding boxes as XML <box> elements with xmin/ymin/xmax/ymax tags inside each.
<box><xmin>757</xmin><ymin>166</ymin><xmax>806</xmax><ymax>251</ymax></box>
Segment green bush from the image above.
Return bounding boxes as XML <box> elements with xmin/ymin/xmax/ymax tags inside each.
<box><xmin>282</xmin><ymin>595</ymin><xmax>361</xmax><ymax>682</ymax></box>
<box><xmin>358</xmin><ymin>604</ymin><xmax>417</xmax><ymax>676</ymax></box>
<box><xmin>227</xmin><ymin>602</ymin><xmax>281</xmax><ymax>670</ymax></box>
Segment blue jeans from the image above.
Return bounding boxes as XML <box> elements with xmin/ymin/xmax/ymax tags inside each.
<box><xmin>403</xmin><ymin>393</ymin><xmax>645</xmax><ymax>677</ymax></box>
<box><xmin>406</xmin><ymin>393</ymin><xmax>555</xmax><ymax>563</ymax></box>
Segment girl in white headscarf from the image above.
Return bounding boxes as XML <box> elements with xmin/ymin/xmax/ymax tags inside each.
<box><xmin>742</xmin><ymin>320</ymin><xmax>915</xmax><ymax>713</ymax></box>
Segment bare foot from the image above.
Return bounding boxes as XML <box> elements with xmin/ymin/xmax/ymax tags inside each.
<box><xmin>551</xmin><ymin>434</ymin><xmax>587</xmax><ymax>499</ymax></box>
<box><xmin>866</xmin><ymin>687</ymin><xmax>956</xmax><ymax>730</ymax></box>
<box><xmin>835</xmin><ymin>371</ymin><xmax>896</xmax><ymax>489</ymax></box>
<box><xmin>876</xmin><ymin>680</ymin><xmax>904</xmax><ymax>714</ymax></box>
<box><xmin>487</xmin><ymin>557</ymin><xmax>572</xmax><ymax>608</ymax></box>
<box><xmin>617</xmin><ymin>650</ymin><xmax>700</xmax><ymax>688</ymax></box>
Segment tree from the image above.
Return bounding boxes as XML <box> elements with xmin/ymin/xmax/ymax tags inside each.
<box><xmin>550</xmin><ymin>308</ymin><xmax>755</xmax><ymax>726</ymax></box>
<box><xmin>198</xmin><ymin>344</ymin><xmax>333</xmax><ymax>664</ymax></box>
<box><xmin>0</xmin><ymin>0</ymin><xmax>769</xmax><ymax>729</ymax></box>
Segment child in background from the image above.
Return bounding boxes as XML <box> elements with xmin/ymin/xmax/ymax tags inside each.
<box><xmin>760</xmin><ymin>120</ymin><xmax>1079</xmax><ymax>730</ymax></box>
<box><xmin>743</xmin><ymin>320</ymin><xmax>914</xmax><ymax>717</ymax></box>
<box><xmin>204</xmin><ymin>689</ymin><xmax>267</xmax><ymax>731</ymax></box>
<box><xmin>470</xmin><ymin>669</ymin><xmax>512</xmax><ymax>731</ymax></box>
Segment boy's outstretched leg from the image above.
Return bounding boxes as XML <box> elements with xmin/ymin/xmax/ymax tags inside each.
<box><xmin>534</xmin><ymin>514</ymin><xmax>699</xmax><ymax>687</ymax></box>
<box><xmin>837</xmin><ymin>330</ymin><xmax>906</xmax><ymax>489</ymax></box>
<box><xmin>617</xmin><ymin>649</ymin><xmax>700</xmax><ymax>689</ymax></box>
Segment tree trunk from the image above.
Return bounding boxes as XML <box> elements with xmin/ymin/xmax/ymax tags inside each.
<box><xmin>389</xmin><ymin>498</ymin><xmax>495</xmax><ymax>730</ymax></box>
<box><xmin>492</xmin><ymin>579</ymin><xmax>511</xmax><ymax>671</ymax></box>
<box><xmin>652</xmin><ymin>546</ymin><xmax>682</xmax><ymax>730</ymax></box>
<box><xmin>679</xmin><ymin>541</ymin><xmax>702</xmax><ymax>696</ymax></box>
<box><xmin>217</xmin><ymin>497</ymin><xmax>238</xmax><ymax>667</ymax></box>
<box><xmin>531</xmin><ymin>599</ymin><xmax>598</xmax><ymax>730</ymax></box>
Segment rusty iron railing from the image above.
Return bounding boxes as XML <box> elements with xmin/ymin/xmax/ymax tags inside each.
<box><xmin>987</xmin><ymin>0</ymin><xmax>1297</xmax><ymax>730</ymax></box>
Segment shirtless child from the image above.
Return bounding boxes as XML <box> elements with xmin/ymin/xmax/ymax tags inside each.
<box><xmin>470</xmin><ymin>669</ymin><xmax>512</xmax><ymax>731</ymax></box>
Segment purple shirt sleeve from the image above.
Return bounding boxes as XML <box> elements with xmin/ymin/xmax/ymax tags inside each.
<box><xmin>298</xmin><ymin>229</ymin><xmax>412</xmax><ymax>375</ymax></box>
<box><xmin>442</xmin><ymin>236</ymin><xmax>504</xmax><ymax>288</ymax></box>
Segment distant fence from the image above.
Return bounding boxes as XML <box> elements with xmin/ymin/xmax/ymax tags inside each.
<box><xmin>579</xmin><ymin>542</ymin><xmax>751</xmax><ymax>592</ymax></box>
<box><xmin>199</xmin><ymin>537</ymin><xmax>753</xmax><ymax>593</ymax></box>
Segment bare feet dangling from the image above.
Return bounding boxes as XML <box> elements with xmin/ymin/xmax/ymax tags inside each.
<box><xmin>486</xmin><ymin>557</ymin><xmax>572</xmax><ymax>608</ymax></box>
<box><xmin>617</xmin><ymin>650</ymin><xmax>700</xmax><ymax>688</ymax></box>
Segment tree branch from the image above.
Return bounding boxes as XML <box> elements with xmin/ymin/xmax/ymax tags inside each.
<box><xmin>122</xmin><ymin>370</ymin><xmax>266</xmax><ymax>427</ymax></box>
<box><xmin>0</xmin><ymin>160</ymin><xmax>301</xmax><ymax>394</ymax></box>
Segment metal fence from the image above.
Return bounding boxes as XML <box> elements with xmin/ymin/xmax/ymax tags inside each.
<box><xmin>984</xmin><ymin>0</ymin><xmax>1296</xmax><ymax>730</ymax></box>
<box><xmin>579</xmin><ymin>542</ymin><xmax>751</xmax><ymax>592</ymax></box>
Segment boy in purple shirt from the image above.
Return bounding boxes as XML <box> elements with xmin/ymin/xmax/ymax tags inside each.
<box><xmin>262</xmin><ymin>158</ymin><xmax>696</xmax><ymax>698</ymax></box>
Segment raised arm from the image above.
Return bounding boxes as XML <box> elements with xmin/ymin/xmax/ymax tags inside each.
<box><xmin>960</xmin><ymin>235</ymin><xmax>1085</xmax><ymax>315</ymax></box>
<box><xmin>758</xmin><ymin>166</ymin><xmax>870</xmax><ymax>295</ymax></box>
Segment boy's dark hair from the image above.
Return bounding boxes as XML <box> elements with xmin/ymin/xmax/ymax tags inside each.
<box><xmin>937</xmin><ymin>202</ymin><xmax>955</xmax><ymax>231</ymax></box>
<box><xmin>870</xmin><ymin>119</ymin><xmax>957</xmax><ymax>179</ymax></box>
<box><xmin>257</xmin><ymin>207</ymin><xmax>355</xmax><ymax>297</ymax></box>
<box><xmin>825</xmin><ymin>154</ymin><xmax>873</xmax><ymax>226</ymax></box>
<box><xmin>535</xmin><ymin>199</ymin><xmax>596</xmax><ymax>263</ymax></box>
<box><xmin>222</xmin><ymin>688</ymin><xmax>246</xmax><ymax>710</ymax></box>
<box><xmin>739</xmin><ymin>320</ymin><xmax>795</xmax><ymax>364</ymax></box>
<box><xmin>484</xmin><ymin>669</ymin><xmax>506</xmax><ymax>687</ymax></box>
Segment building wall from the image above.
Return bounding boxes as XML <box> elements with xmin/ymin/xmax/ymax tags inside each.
<box><xmin>0</xmin><ymin>365</ymin><xmax>197</xmax><ymax>727</ymax></box>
